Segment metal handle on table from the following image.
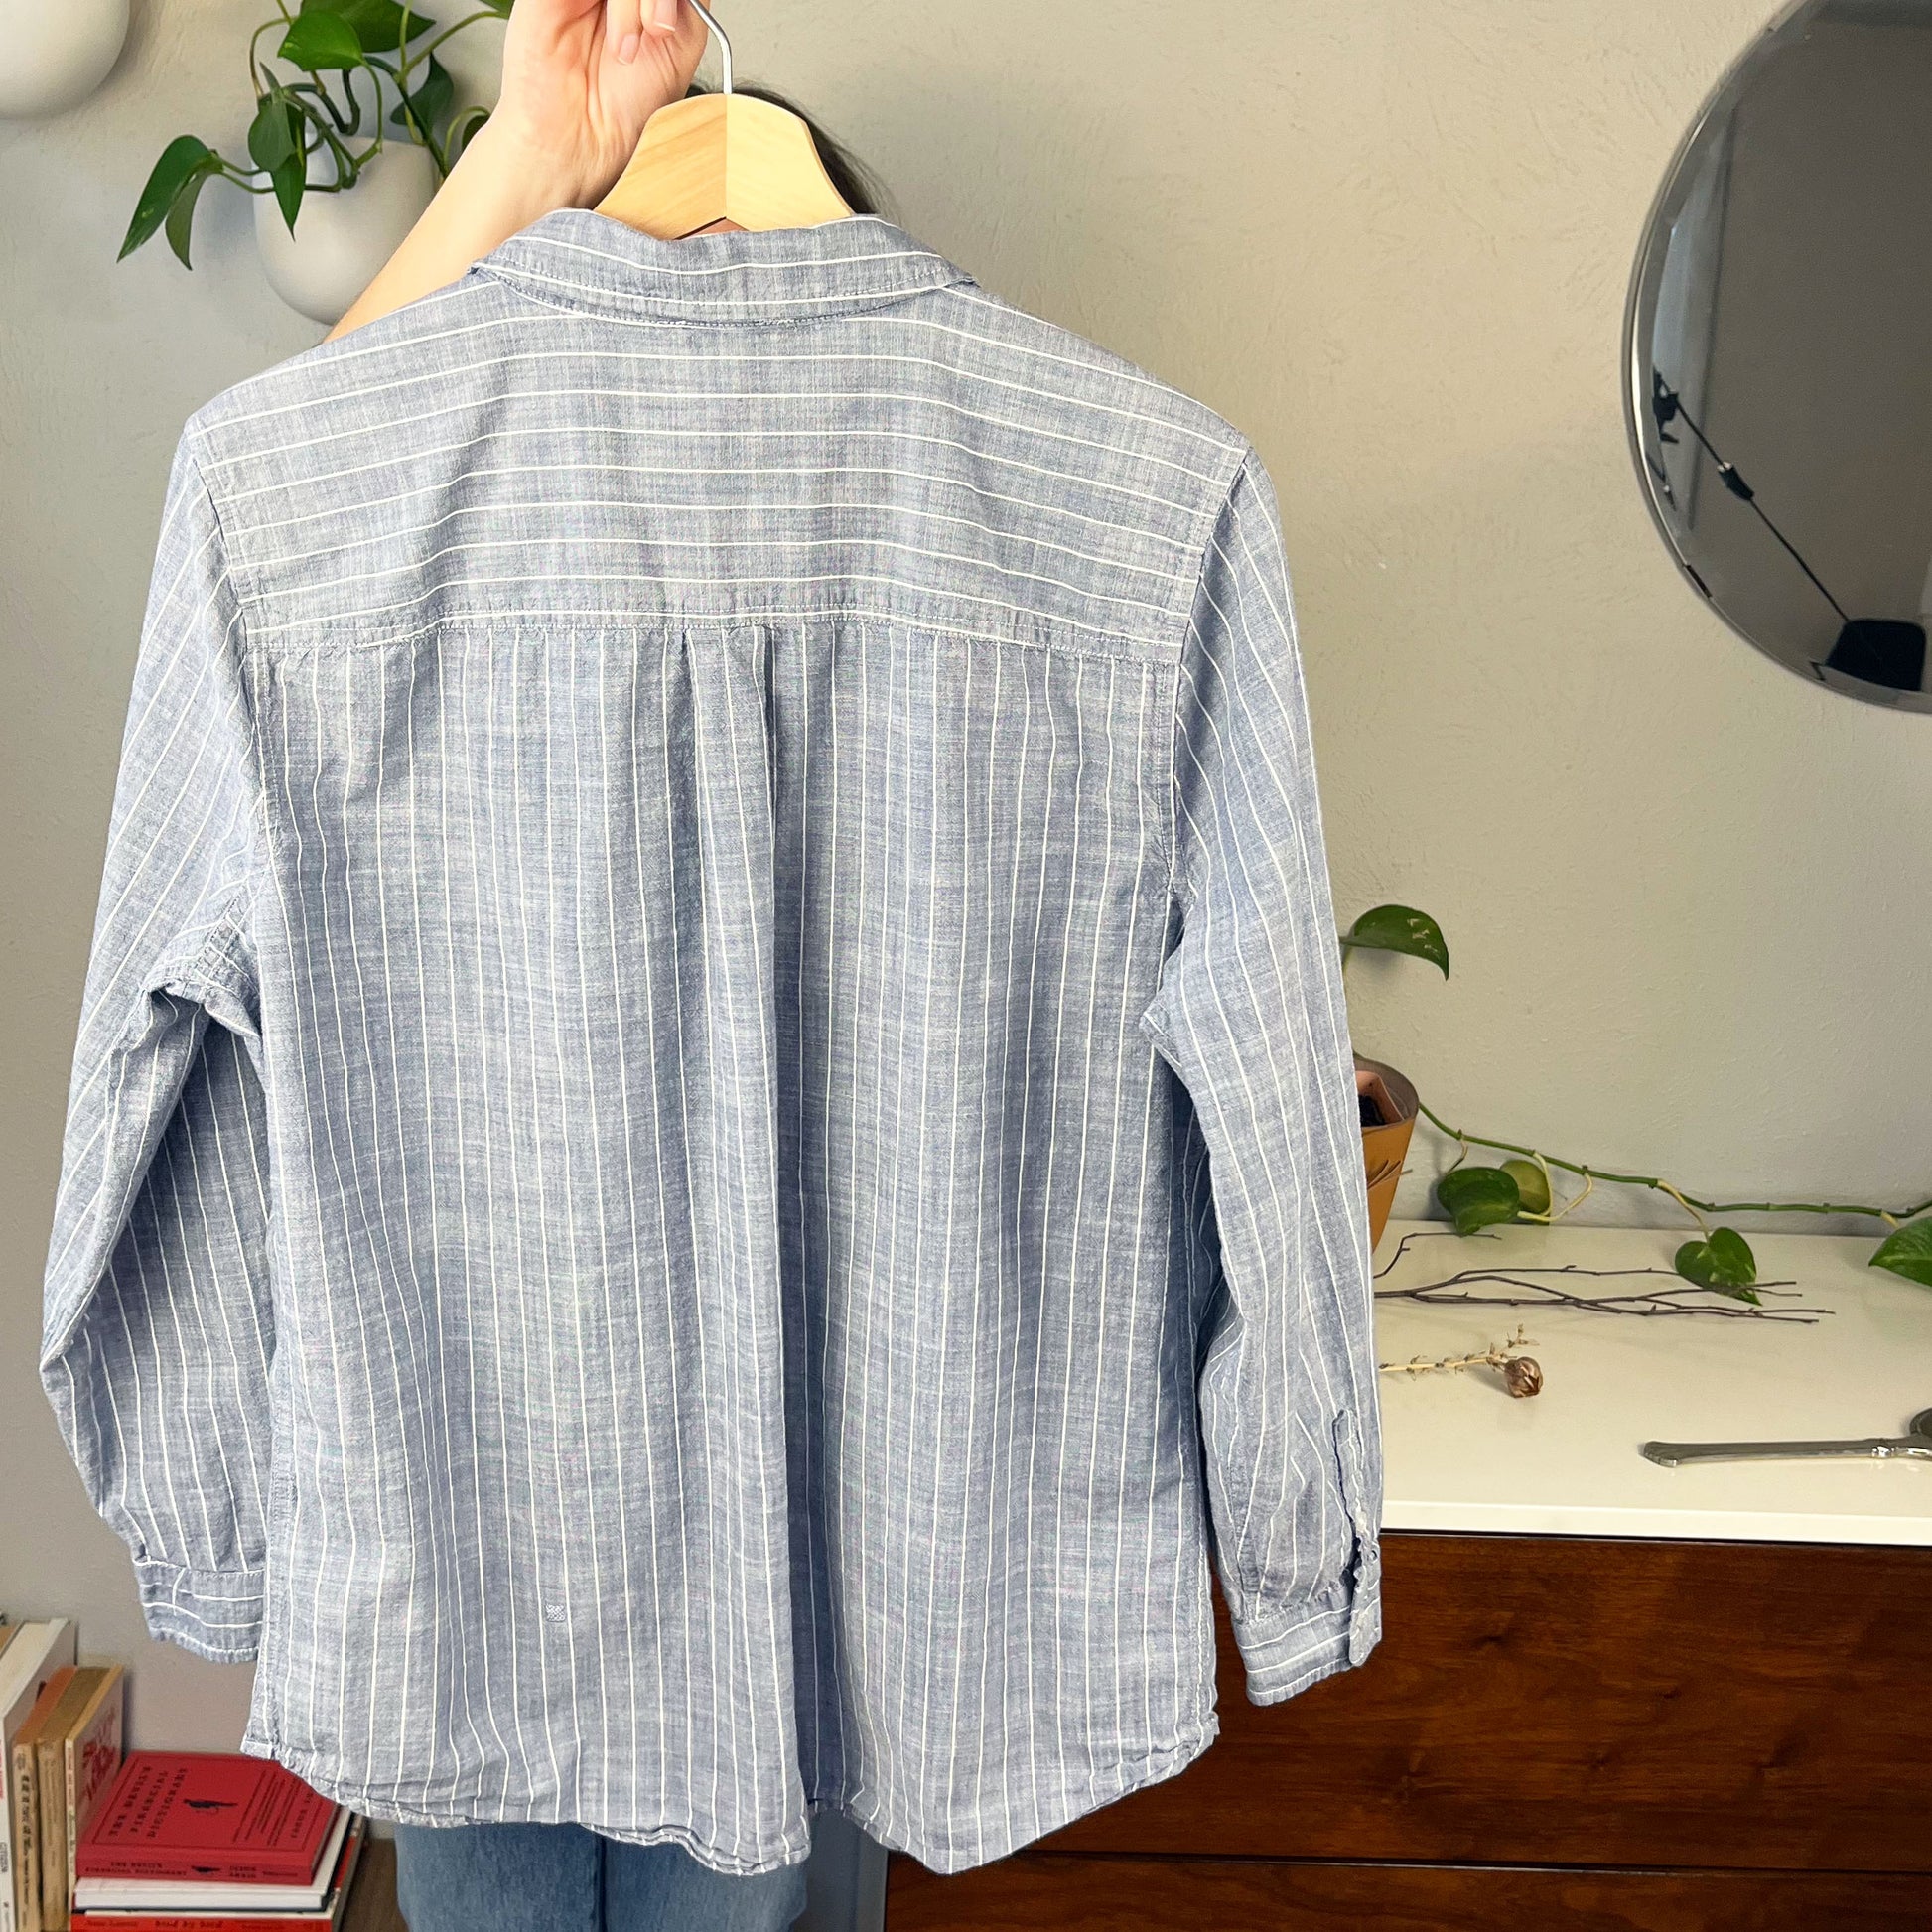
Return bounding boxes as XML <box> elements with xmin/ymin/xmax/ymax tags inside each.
<box><xmin>1640</xmin><ymin>1435</ymin><xmax>1932</xmax><ymax>1467</ymax></box>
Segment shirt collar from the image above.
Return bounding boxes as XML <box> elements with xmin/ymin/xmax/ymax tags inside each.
<box><xmin>479</xmin><ymin>208</ymin><xmax>977</xmax><ymax>323</ymax></box>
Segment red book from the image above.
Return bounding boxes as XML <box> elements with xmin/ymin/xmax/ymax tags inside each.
<box><xmin>74</xmin><ymin>1756</ymin><xmax>336</xmax><ymax>1883</ymax></box>
<box><xmin>69</xmin><ymin>1816</ymin><xmax>365</xmax><ymax>1931</ymax></box>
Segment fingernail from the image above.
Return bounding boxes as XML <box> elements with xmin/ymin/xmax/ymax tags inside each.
<box><xmin>651</xmin><ymin>0</ymin><xmax>677</xmax><ymax>28</ymax></box>
<box><xmin>617</xmin><ymin>29</ymin><xmax>639</xmax><ymax>60</ymax></box>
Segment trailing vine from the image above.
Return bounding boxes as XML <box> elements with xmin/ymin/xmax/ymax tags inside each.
<box><xmin>1340</xmin><ymin>904</ymin><xmax>1932</xmax><ymax>1298</ymax></box>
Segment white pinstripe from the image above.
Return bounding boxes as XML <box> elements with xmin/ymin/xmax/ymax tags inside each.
<box><xmin>417</xmin><ymin>642</ymin><xmax>497</xmax><ymax>1802</ymax></box>
<box><xmin>218</xmin><ymin>419</ymin><xmax>1219</xmax><ymax>521</ymax></box>
<box><xmin>208</xmin><ymin>338</ymin><xmax>1237</xmax><ymax>458</ymax></box>
<box><xmin>214</xmin><ymin>383</ymin><xmax>1227</xmax><ymax>492</ymax></box>
<box><xmin>256</xmin><ymin>511</ymin><xmax>1195</xmax><ymax>594</ymax></box>
<box><xmin>238</xmin><ymin>466</ymin><xmax>1200</xmax><ymax>559</ymax></box>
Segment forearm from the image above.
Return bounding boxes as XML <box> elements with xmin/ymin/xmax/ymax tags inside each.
<box><xmin>326</xmin><ymin>122</ymin><xmax>602</xmax><ymax>341</ymax></box>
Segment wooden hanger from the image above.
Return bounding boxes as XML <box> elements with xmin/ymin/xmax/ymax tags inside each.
<box><xmin>596</xmin><ymin>1</ymin><xmax>853</xmax><ymax>239</ymax></box>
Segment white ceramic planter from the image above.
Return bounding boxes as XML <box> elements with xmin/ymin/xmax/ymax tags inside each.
<box><xmin>255</xmin><ymin>140</ymin><xmax>439</xmax><ymax>325</ymax></box>
<box><xmin>0</xmin><ymin>0</ymin><xmax>129</xmax><ymax>118</ymax></box>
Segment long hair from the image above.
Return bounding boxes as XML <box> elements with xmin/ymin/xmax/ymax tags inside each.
<box><xmin>681</xmin><ymin>81</ymin><xmax>888</xmax><ymax>220</ymax></box>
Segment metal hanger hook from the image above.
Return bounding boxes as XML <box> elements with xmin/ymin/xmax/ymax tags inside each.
<box><xmin>686</xmin><ymin>0</ymin><xmax>733</xmax><ymax>95</ymax></box>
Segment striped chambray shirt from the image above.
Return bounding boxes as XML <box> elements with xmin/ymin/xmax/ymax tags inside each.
<box><xmin>43</xmin><ymin>210</ymin><xmax>1382</xmax><ymax>1877</ymax></box>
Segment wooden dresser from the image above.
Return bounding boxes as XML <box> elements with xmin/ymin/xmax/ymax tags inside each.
<box><xmin>887</xmin><ymin>1224</ymin><xmax>1932</xmax><ymax>1930</ymax></box>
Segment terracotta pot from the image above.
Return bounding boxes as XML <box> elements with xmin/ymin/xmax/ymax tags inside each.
<box><xmin>1355</xmin><ymin>1054</ymin><xmax>1418</xmax><ymax>1253</ymax></box>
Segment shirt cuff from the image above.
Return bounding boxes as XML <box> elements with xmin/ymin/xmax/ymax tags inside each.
<box><xmin>134</xmin><ymin>1559</ymin><xmax>265</xmax><ymax>1663</ymax></box>
<box><xmin>1230</xmin><ymin>1548</ymin><xmax>1383</xmax><ymax>1706</ymax></box>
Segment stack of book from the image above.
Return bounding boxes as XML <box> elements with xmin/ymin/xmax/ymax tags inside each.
<box><xmin>1</xmin><ymin>1620</ymin><xmax>123</xmax><ymax>1932</ymax></box>
<box><xmin>2</xmin><ymin>1619</ymin><xmax>76</xmax><ymax>1931</ymax></box>
<box><xmin>70</xmin><ymin>1757</ymin><xmax>363</xmax><ymax>1932</ymax></box>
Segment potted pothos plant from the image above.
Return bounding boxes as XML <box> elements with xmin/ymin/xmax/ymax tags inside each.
<box><xmin>119</xmin><ymin>0</ymin><xmax>510</xmax><ymax>319</ymax></box>
<box><xmin>1344</xmin><ymin>904</ymin><xmax>1932</xmax><ymax>1295</ymax></box>
<box><xmin>1338</xmin><ymin>905</ymin><xmax>1441</xmax><ymax>1250</ymax></box>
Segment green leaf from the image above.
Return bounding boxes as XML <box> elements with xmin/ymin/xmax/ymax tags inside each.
<box><xmin>161</xmin><ymin>156</ymin><xmax>221</xmax><ymax>268</ymax></box>
<box><xmin>1674</xmin><ymin>1227</ymin><xmax>1759</xmax><ymax>1301</ymax></box>
<box><xmin>120</xmin><ymin>136</ymin><xmax>216</xmax><ymax>259</ymax></box>
<box><xmin>473</xmin><ymin>0</ymin><xmax>514</xmax><ymax>16</ymax></box>
<box><xmin>278</xmin><ymin>11</ymin><xmax>364</xmax><ymax>69</ymax></box>
<box><xmin>389</xmin><ymin>52</ymin><xmax>453</xmax><ymax>139</ymax></box>
<box><xmin>1870</xmin><ymin>1217</ymin><xmax>1932</xmax><ymax>1288</ymax></box>
<box><xmin>1342</xmin><ymin>903</ymin><xmax>1449</xmax><ymax>977</ymax></box>
<box><xmin>307</xmin><ymin>0</ymin><xmax>437</xmax><ymax>51</ymax></box>
<box><xmin>247</xmin><ymin>89</ymin><xmax>301</xmax><ymax>174</ymax></box>
<box><xmin>1500</xmin><ymin>1158</ymin><xmax>1551</xmax><ymax>1218</ymax></box>
<box><xmin>269</xmin><ymin>149</ymin><xmax>306</xmax><ymax>233</ymax></box>
<box><xmin>262</xmin><ymin>89</ymin><xmax>319</xmax><ymax>231</ymax></box>
<box><xmin>1437</xmin><ymin>1166</ymin><xmax>1520</xmax><ymax>1236</ymax></box>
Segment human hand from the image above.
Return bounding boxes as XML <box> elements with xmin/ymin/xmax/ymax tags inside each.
<box><xmin>487</xmin><ymin>0</ymin><xmax>711</xmax><ymax>208</ymax></box>
<box><xmin>324</xmin><ymin>0</ymin><xmax>708</xmax><ymax>338</ymax></box>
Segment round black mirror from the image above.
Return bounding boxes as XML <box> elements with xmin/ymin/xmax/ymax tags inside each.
<box><xmin>1626</xmin><ymin>0</ymin><xmax>1932</xmax><ymax>710</ymax></box>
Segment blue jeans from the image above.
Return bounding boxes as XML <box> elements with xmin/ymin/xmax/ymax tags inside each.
<box><xmin>392</xmin><ymin>1822</ymin><xmax>808</xmax><ymax>1932</ymax></box>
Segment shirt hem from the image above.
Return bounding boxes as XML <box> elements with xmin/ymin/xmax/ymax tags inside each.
<box><xmin>821</xmin><ymin>1713</ymin><xmax>1221</xmax><ymax>1876</ymax></box>
<box><xmin>239</xmin><ymin>1716</ymin><xmax>1221</xmax><ymax>1880</ymax></box>
<box><xmin>236</xmin><ymin>1734</ymin><xmax>813</xmax><ymax>1879</ymax></box>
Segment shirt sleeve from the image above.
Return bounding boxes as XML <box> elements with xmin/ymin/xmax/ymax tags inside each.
<box><xmin>41</xmin><ymin>433</ymin><xmax>276</xmax><ymax>1663</ymax></box>
<box><xmin>1140</xmin><ymin>445</ymin><xmax>1384</xmax><ymax>1705</ymax></box>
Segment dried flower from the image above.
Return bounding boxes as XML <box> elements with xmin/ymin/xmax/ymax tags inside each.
<box><xmin>1378</xmin><ymin>1326</ymin><xmax>1542</xmax><ymax>1400</ymax></box>
<box><xmin>1502</xmin><ymin>1355</ymin><xmax>1544</xmax><ymax>1399</ymax></box>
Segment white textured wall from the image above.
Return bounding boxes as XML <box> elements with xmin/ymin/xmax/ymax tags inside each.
<box><xmin>5</xmin><ymin>0</ymin><xmax>1929</xmax><ymax>1743</ymax></box>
